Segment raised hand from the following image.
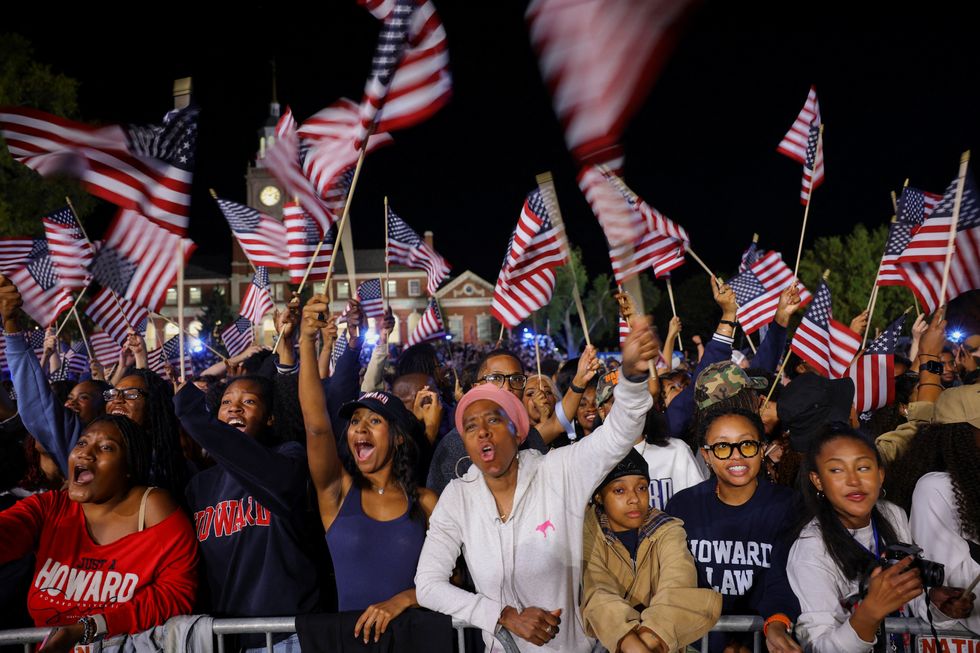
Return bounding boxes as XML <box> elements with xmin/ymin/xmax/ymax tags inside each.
<box><xmin>774</xmin><ymin>283</ymin><xmax>802</xmax><ymax>327</ymax></box>
<box><xmin>849</xmin><ymin>310</ymin><xmax>870</xmax><ymax>337</ymax></box>
<box><xmin>301</xmin><ymin>295</ymin><xmax>330</xmax><ymax>340</ymax></box>
<box><xmin>621</xmin><ymin>315</ymin><xmax>659</xmax><ymax>378</ymax></box>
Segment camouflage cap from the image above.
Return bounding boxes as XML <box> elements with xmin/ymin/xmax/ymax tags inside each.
<box><xmin>596</xmin><ymin>369</ymin><xmax>619</xmax><ymax>406</ymax></box>
<box><xmin>695</xmin><ymin>361</ymin><xmax>769</xmax><ymax>409</ymax></box>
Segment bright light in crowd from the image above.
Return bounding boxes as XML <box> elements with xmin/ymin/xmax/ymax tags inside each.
<box><xmin>190</xmin><ymin>338</ymin><xmax>204</xmax><ymax>354</ymax></box>
<box><xmin>445</xmin><ymin>334</ymin><xmax>453</xmax><ymax>341</ymax></box>
<box><xmin>364</xmin><ymin>328</ymin><xmax>380</xmax><ymax>345</ymax></box>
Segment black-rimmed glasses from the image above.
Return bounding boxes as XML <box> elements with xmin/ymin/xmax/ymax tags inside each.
<box><xmin>103</xmin><ymin>388</ymin><xmax>148</xmax><ymax>402</ymax></box>
<box><xmin>480</xmin><ymin>373</ymin><xmax>528</xmax><ymax>391</ymax></box>
<box><xmin>701</xmin><ymin>440</ymin><xmax>761</xmax><ymax>460</ymax></box>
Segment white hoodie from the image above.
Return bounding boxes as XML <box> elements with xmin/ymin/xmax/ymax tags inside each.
<box><xmin>415</xmin><ymin>376</ymin><xmax>652</xmax><ymax>652</ymax></box>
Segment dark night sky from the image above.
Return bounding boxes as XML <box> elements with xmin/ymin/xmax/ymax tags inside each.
<box><xmin>7</xmin><ymin>3</ymin><xmax>980</xmax><ymax>293</ymax></box>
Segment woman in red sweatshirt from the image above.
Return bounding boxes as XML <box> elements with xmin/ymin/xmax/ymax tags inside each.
<box><xmin>0</xmin><ymin>414</ymin><xmax>198</xmax><ymax>652</ymax></box>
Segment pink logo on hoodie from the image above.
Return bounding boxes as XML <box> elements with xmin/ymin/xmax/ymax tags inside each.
<box><xmin>536</xmin><ymin>519</ymin><xmax>556</xmax><ymax>538</ymax></box>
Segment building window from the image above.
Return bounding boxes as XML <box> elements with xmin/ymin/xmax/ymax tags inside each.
<box><xmin>448</xmin><ymin>315</ymin><xmax>463</xmax><ymax>340</ymax></box>
<box><xmin>165</xmin><ymin>288</ymin><xmax>178</xmax><ymax>305</ymax></box>
<box><xmin>337</xmin><ymin>282</ymin><xmax>350</xmax><ymax>299</ymax></box>
<box><xmin>464</xmin><ymin>284</ymin><xmax>475</xmax><ymax>296</ymax></box>
<box><xmin>408</xmin><ymin>279</ymin><xmax>421</xmax><ymax>297</ymax></box>
<box><xmin>477</xmin><ymin>314</ymin><xmax>493</xmax><ymax>342</ymax></box>
<box><xmin>386</xmin><ymin>280</ymin><xmax>398</xmax><ymax>297</ymax></box>
<box><xmin>275</xmin><ymin>284</ymin><xmax>286</xmax><ymax>301</ymax></box>
<box><xmin>189</xmin><ymin>287</ymin><xmax>202</xmax><ymax>304</ymax></box>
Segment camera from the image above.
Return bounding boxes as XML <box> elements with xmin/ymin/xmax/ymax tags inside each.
<box><xmin>860</xmin><ymin>543</ymin><xmax>945</xmax><ymax>597</ymax></box>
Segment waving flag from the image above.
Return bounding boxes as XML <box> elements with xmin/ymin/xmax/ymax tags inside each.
<box><xmin>579</xmin><ymin>166</ymin><xmax>688</xmax><ymax>282</ymax></box>
<box><xmin>791</xmin><ymin>282</ymin><xmax>861</xmax><ymax>379</ymax></box>
<box><xmin>89</xmin><ymin>332</ymin><xmax>122</xmax><ymax>367</ymax></box>
<box><xmin>240</xmin><ymin>267</ymin><xmax>276</xmax><ymax>324</ymax></box>
<box><xmin>895</xmin><ymin>169</ymin><xmax>980</xmax><ymax>311</ymax></box>
<box><xmin>356</xmin><ymin>279</ymin><xmax>385</xmax><ymax>319</ymax></box>
<box><xmin>7</xmin><ymin>240</ymin><xmax>73</xmax><ymax>326</ymax></box>
<box><xmin>527</xmin><ymin>0</ymin><xmax>695</xmax><ymax>167</ymax></box>
<box><xmin>407</xmin><ymin>298</ymin><xmax>446</xmax><ymax>345</ymax></box>
<box><xmin>491</xmin><ymin>189</ymin><xmax>570</xmax><ymax>328</ymax></box>
<box><xmin>0</xmin><ymin>106</ymin><xmax>197</xmax><ymax>234</ymax></box>
<box><xmin>896</xmin><ymin>186</ymin><xmax>943</xmax><ymax>226</ymax></box>
<box><xmin>0</xmin><ymin>238</ymin><xmax>37</xmax><ymax>274</ymax></box>
<box><xmin>357</xmin><ymin>0</ymin><xmax>452</xmax><ymax>143</ymax></box>
<box><xmin>739</xmin><ymin>239</ymin><xmax>764</xmax><ymax>273</ymax></box>
<box><xmin>849</xmin><ymin>315</ymin><xmax>906</xmax><ymax>413</ymax></box>
<box><xmin>777</xmin><ymin>86</ymin><xmax>824</xmax><ymax>204</ymax></box>
<box><xmin>215</xmin><ymin>197</ymin><xmax>288</xmax><ymax>269</ymax></box>
<box><xmin>220</xmin><ymin>316</ymin><xmax>254</xmax><ymax>359</ymax></box>
<box><xmin>284</xmin><ymin>202</ymin><xmax>333</xmax><ymax>285</ymax></box>
<box><xmin>330</xmin><ymin>331</ymin><xmax>349</xmax><ymax>374</ymax></box>
<box><xmin>41</xmin><ymin>206</ymin><xmax>94</xmax><ymax>291</ymax></box>
<box><xmin>85</xmin><ymin>288</ymin><xmax>149</xmax><ymax>345</ymax></box>
<box><xmin>90</xmin><ymin>209</ymin><xmax>195</xmax><ymax>312</ymax></box>
<box><xmin>729</xmin><ymin>269</ymin><xmax>780</xmax><ymax>335</ymax></box>
<box><xmin>386</xmin><ymin>206</ymin><xmax>451</xmax><ymax>294</ymax></box>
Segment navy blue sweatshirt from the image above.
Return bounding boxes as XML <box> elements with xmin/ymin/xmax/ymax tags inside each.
<box><xmin>174</xmin><ymin>385</ymin><xmax>319</xmax><ymax>630</ymax></box>
<box><xmin>665</xmin><ymin>476</ymin><xmax>800</xmax><ymax>640</ymax></box>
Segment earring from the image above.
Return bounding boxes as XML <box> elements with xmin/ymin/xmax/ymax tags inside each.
<box><xmin>454</xmin><ymin>455</ymin><xmax>472</xmax><ymax>479</ymax></box>
<box><xmin>880</xmin><ymin>487</ymin><xmax>887</xmax><ymax>499</ymax></box>
<box><xmin>816</xmin><ymin>490</ymin><xmax>825</xmax><ymax>500</ymax></box>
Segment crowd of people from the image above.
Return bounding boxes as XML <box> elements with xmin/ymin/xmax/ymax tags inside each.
<box><xmin>0</xmin><ymin>272</ymin><xmax>979</xmax><ymax>653</ymax></box>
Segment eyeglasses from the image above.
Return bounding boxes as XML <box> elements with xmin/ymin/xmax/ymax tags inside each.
<box><xmin>479</xmin><ymin>373</ymin><xmax>528</xmax><ymax>391</ymax></box>
<box><xmin>103</xmin><ymin>388</ymin><xmax>148</xmax><ymax>402</ymax></box>
<box><xmin>701</xmin><ymin>440</ymin><xmax>762</xmax><ymax>460</ymax></box>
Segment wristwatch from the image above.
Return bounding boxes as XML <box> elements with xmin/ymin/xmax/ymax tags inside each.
<box><xmin>921</xmin><ymin>360</ymin><xmax>944</xmax><ymax>376</ymax></box>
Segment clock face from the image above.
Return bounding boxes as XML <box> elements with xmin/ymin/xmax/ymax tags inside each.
<box><xmin>260</xmin><ymin>185</ymin><xmax>281</xmax><ymax>207</ymax></box>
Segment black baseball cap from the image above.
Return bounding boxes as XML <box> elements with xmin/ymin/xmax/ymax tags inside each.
<box><xmin>777</xmin><ymin>373</ymin><xmax>855</xmax><ymax>452</ymax></box>
<box><xmin>339</xmin><ymin>391</ymin><xmax>416</xmax><ymax>430</ymax></box>
<box><xmin>598</xmin><ymin>449</ymin><xmax>650</xmax><ymax>491</ymax></box>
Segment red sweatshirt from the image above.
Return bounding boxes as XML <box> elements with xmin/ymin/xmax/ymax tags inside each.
<box><xmin>0</xmin><ymin>490</ymin><xmax>198</xmax><ymax>635</ymax></box>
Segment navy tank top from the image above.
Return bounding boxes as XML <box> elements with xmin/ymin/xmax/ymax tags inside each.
<box><xmin>325</xmin><ymin>485</ymin><xmax>426</xmax><ymax>611</ymax></box>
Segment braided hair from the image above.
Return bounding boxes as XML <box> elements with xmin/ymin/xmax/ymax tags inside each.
<box><xmin>117</xmin><ymin>369</ymin><xmax>188</xmax><ymax>496</ymax></box>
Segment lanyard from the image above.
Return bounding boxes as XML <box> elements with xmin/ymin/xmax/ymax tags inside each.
<box><xmin>853</xmin><ymin>516</ymin><xmax>880</xmax><ymax>559</ymax></box>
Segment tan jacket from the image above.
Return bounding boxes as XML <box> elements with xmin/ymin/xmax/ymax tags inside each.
<box><xmin>581</xmin><ymin>506</ymin><xmax>721</xmax><ymax>653</ymax></box>
<box><xmin>875</xmin><ymin>401</ymin><xmax>935</xmax><ymax>464</ymax></box>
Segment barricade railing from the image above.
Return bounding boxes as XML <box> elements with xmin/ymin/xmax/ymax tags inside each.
<box><xmin>0</xmin><ymin>616</ymin><xmax>973</xmax><ymax>653</ymax></box>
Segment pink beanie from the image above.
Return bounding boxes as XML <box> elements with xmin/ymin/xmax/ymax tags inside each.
<box><xmin>454</xmin><ymin>384</ymin><xmax>530</xmax><ymax>443</ymax></box>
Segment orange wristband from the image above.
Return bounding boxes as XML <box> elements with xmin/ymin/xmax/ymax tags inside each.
<box><xmin>763</xmin><ymin>613</ymin><xmax>792</xmax><ymax>638</ymax></box>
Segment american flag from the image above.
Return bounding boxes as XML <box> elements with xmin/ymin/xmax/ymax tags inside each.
<box><xmin>491</xmin><ymin>189</ymin><xmax>570</xmax><ymax>328</ymax></box>
<box><xmin>215</xmin><ymin>197</ymin><xmax>289</xmax><ymax>269</ymax></box>
<box><xmin>896</xmin><ymin>186</ymin><xmax>943</xmax><ymax>226</ymax></box>
<box><xmin>356</xmin><ymin>279</ymin><xmax>384</xmax><ymax>319</ymax></box>
<box><xmin>777</xmin><ymin>86</ymin><xmax>825</xmax><ymax>205</ymax></box>
<box><xmin>790</xmin><ymin>281</ymin><xmax>861</xmax><ymax>379</ymax></box>
<box><xmin>0</xmin><ymin>106</ymin><xmax>197</xmax><ymax>234</ymax></box>
<box><xmin>298</xmin><ymin>98</ymin><xmax>393</xmax><ymax>216</ymax></box>
<box><xmin>800</xmin><ymin>120</ymin><xmax>822</xmax><ymax>204</ymax></box>
<box><xmin>284</xmin><ymin>202</ymin><xmax>333</xmax><ymax>285</ymax></box>
<box><xmin>739</xmin><ymin>240</ymin><xmax>764</xmax><ymax>273</ymax></box>
<box><xmin>90</xmin><ymin>209</ymin><xmax>195</xmax><ymax>312</ymax></box>
<box><xmin>895</xmin><ymin>170</ymin><xmax>980</xmax><ymax>312</ymax></box>
<box><xmin>579</xmin><ymin>166</ymin><xmax>688</xmax><ymax>283</ymax></box>
<box><xmin>85</xmin><ymin>288</ymin><xmax>149</xmax><ymax>346</ymax></box>
<box><xmin>356</xmin><ymin>0</ymin><xmax>452</xmax><ymax>144</ymax></box>
<box><xmin>848</xmin><ymin>315</ymin><xmax>906</xmax><ymax>413</ymax></box>
<box><xmin>619</xmin><ymin>315</ymin><xmax>630</xmax><ymax>345</ymax></box>
<box><xmin>0</xmin><ymin>329</ymin><xmax>46</xmax><ymax>377</ymax></box>
<box><xmin>265</xmin><ymin>108</ymin><xmax>338</xmax><ymax>235</ymax></box>
<box><xmin>329</xmin><ymin>330</ymin><xmax>349</xmax><ymax>374</ymax></box>
<box><xmin>729</xmin><ymin>269</ymin><xmax>783</xmax><ymax>335</ymax></box>
<box><xmin>89</xmin><ymin>331</ymin><xmax>122</xmax><ymax>367</ymax></box>
<box><xmin>386</xmin><ymin>206</ymin><xmax>450</xmax><ymax>294</ymax></box>
<box><xmin>407</xmin><ymin>298</ymin><xmax>446</xmax><ymax>346</ymax></box>
<box><xmin>526</xmin><ymin>0</ymin><xmax>695</xmax><ymax>167</ymax></box>
<box><xmin>0</xmin><ymin>238</ymin><xmax>36</xmax><ymax>274</ymax></box>
<box><xmin>220</xmin><ymin>316</ymin><xmax>254</xmax><ymax>359</ymax></box>
<box><xmin>7</xmin><ymin>239</ymin><xmax>73</xmax><ymax>326</ymax></box>
<box><xmin>41</xmin><ymin>206</ymin><xmax>94</xmax><ymax>291</ymax></box>
<box><xmin>160</xmin><ymin>335</ymin><xmax>194</xmax><ymax>379</ymax></box>
<box><xmin>876</xmin><ymin>221</ymin><xmax>915</xmax><ymax>286</ymax></box>
<box><xmin>240</xmin><ymin>267</ymin><xmax>276</xmax><ymax>324</ymax></box>
<box><xmin>751</xmin><ymin>250</ymin><xmax>813</xmax><ymax>304</ymax></box>
<box><xmin>64</xmin><ymin>341</ymin><xmax>89</xmax><ymax>377</ymax></box>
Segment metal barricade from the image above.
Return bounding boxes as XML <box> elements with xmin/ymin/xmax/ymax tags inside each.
<box><xmin>0</xmin><ymin>616</ymin><xmax>975</xmax><ymax>653</ymax></box>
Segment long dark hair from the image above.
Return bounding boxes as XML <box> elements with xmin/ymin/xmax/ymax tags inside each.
<box><xmin>84</xmin><ymin>415</ymin><xmax>153</xmax><ymax>487</ymax></box>
<box><xmin>886</xmin><ymin>421</ymin><xmax>980</xmax><ymax>542</ymax></box>
<box><xmin>793</xmin><ymin>425</ymin><xmax>899</xmax><ymax>581</ymax></box>
<box><xmin>119</xmin><ymin>369</ymin><xmax>187</xmax><ymax>495</ymax></box>
<box><xmin>340</xmin><ymin>413</ymin><xmax>422</xmax><ymax>522</ymax></box>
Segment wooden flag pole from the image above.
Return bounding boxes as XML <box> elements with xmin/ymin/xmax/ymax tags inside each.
<box><xmin>64</xmin><ymin>197</ymin><xmax>93</xmax><ymax>244</ymax></box>
<box><xmin>535</xmin><ymin>172</ymin><xmax>591</xmax><ymax>347</ymax></box>
<box><xmin>152</xmin><ymin>312</ymin><xmax>225</xmax><ymax>359</ymax></box>
<box><xmin>685</xmin><ymin>247</ymin><xmax>717</xmax><ymax>280</ymax></box>
<box><xmin>107</xmin><ymin>290</ymin><xmax>136</xmax><ymax>333</ymax></box>
<box><xmin>664</xmin><ymin>276</ymin><xmax>683</xmax><ymax>349</ymax></box>
<box><xmin>176</xmin><ymin>240</ymin><xmax>186</xmax><ymax>383</ymax></box>
<box><xmin>861</xmin><ymin>215</ymin><xmax>895</xmax><ymax>349</ymax></box>
<box><xmin>793</xmin><ymin>124</ymin><xmax>825</xmax><ymax>277</ymax></box>
<box><xmin>938</xmin><ymin>151</ymin><xmax>971</xmax><ymax>306</ymax></box>
<box><xmin>497</xmin><ymin>323</ymin><xmax>505</xmax><ymax>347</ymax></box>
<box><xmin>56</xmin><ymin>286</ymin><xmax>90</xmax><ymax>337</ymax></box>
<box><xmin>72</xmin><ymin>306</ymin><xmax>93</xmax><ymax>360</ymax></box>
<box><xmin>532</xmin><ymin>315</ymin><xmax>542</xmax><ymax>379</ymax></box>
<box><xmin>384</xmin><ymin>196</ymin><xmax>391</xmax><ymax>311</ymax></box>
